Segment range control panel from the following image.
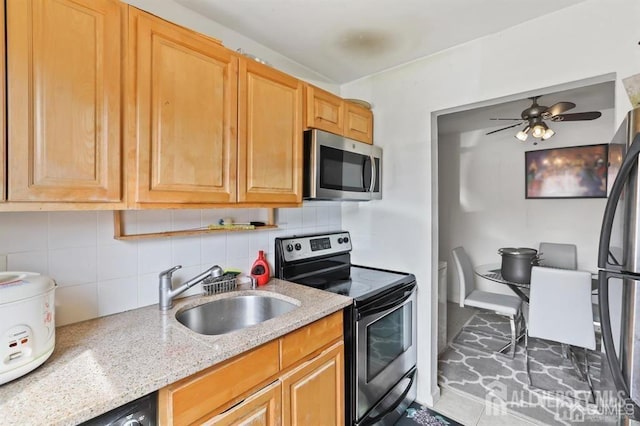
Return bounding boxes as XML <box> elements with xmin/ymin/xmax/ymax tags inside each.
<box><xmin>278</xmin><ymin>232</ymin><xmax>351</xmax><ymax>262</ymax></box>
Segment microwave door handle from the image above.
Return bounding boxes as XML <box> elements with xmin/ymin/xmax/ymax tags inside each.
<box><xmin>369</xmin><ymin>154</ymin><xmax>376</xmax><ymax>192</ymax></box>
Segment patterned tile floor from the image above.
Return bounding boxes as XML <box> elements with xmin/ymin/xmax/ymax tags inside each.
<box><xmin>438</xmin><ymin>311</ymin><xmax>624</xmax><ymax>425</ymax></box>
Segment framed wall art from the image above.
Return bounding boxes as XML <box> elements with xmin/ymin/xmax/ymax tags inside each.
<box><xmin>525</xmin><ymin>144</ymin><xmax>608</xmax><ymax>199</ymax></box>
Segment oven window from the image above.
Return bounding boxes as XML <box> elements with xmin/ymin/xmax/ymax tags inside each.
<box><xmin>366</xmin><ymin>301</ymin><xmax>412</xmax><ymax>381</ymax></box>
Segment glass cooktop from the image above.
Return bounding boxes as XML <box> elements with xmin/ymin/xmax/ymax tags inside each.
<box><xmin>298</xmin><ymin>265</ymin><xmax>414</xmax><ymax>302</ymax></box>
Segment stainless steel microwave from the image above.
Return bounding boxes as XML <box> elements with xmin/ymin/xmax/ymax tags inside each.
<box><xmin>304</xmin><ymin>129</ymin><xmax>382</xmax><ymax>201</ymax></box>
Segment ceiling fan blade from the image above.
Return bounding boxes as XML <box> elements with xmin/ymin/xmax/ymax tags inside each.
<box><xmin>550</xmin><ymin>111</ymin><xmax>602</xmax><ymax>121</ymax></box>
<box><xmin>486</xmin><ymin>123</ymin><xmax>523</xmax><ymax>135</ymax></box>
<box><xmin>543</xmin><ymin>101</ymin><xmax>576</xmax><ymax>118</ymax></box>
<box><xmin>489</xmin><ymin>117</ymin><xmax>522</xmax><ymax>121</ymax></box>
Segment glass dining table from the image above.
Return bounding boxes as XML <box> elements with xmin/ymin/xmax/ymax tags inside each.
<box><xmin>474</xmin><ymin>263</ymin><xmax>599</xmax><ymax>305</ymax></box>
<box><xmin>474</xmin><ymin>263</ymin><xmax>531</xmax><ymax>302</ymax></box>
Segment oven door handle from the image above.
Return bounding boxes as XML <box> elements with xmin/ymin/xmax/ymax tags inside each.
<box><xmin>357</xmin><ymin>284</ymin><xmax>415</xmax><ymax>320</ymax></box>
<box><xmin>359</xmin><ymin>368</ymin><xmax>416</xmax><ymax>426</ymax></box>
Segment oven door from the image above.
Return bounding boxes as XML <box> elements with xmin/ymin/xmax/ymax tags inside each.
<box><xmin>356</xmin><ymin>282</ymin><xmax>417</xmax><ymax>422</ymax></box>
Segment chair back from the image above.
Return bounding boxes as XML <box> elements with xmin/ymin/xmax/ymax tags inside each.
<box><xmin>528</xmin><ymin>266</ymin><xmax>596</xmax><ymax>350</ymax></box>
<box><xmin>451</xmin><ymin>247</ymin><xmax>475</xmax><ymax>307</ymax></box>
<box><xmin>538</xmin><ymin>242</ymin><xmax>577</xmax><ymax>269</ymax></box>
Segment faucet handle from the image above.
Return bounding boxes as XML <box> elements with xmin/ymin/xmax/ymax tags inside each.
<box><xmin>159</xmin><ymin>265</ymin><xmax>182</xmax><ymax>279</ymax></box>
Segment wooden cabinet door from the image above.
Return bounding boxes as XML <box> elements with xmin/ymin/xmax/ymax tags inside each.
<box><xmin>7</xmin><ymin>0</ymin><xmax>122</xmax><ymax>202</ymax></box>
<box><xmin>281</xmin><ymin>341</ymin><xmax>344</xmax><ymax>426</ymax></box>
<box><xmin>344</xmin><ymin>102</ymin><xmax>373</xmax><ymax>144</ymax></box>
<box><xmin>129</xmin><ymin>7</ymin><xmax>237</xmax><ymax>204</ymax></box>
<box><xmin>238</xmin><ymin>59</ymin><xmax>302</xmax><ymax>204</ymax></box>
<box><xmin>203</xmin><ymin>381</ymin><xmax>282</xmax><ymax>426</ymax></box>
<box><xmin>159</xmin><ymin>341</ymin><xmax>279</xmax><ymax>426</ymax></box>
<box><xmin>304</xmin><ymin>85</ymin><xmax>343</xmax><ymax>135</ymax></box>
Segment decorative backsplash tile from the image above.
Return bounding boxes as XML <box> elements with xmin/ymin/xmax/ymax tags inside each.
<box><xmin>0</xmin><ymin>205</ymin><xmax>341</xmax><ymax>326</ymax></box>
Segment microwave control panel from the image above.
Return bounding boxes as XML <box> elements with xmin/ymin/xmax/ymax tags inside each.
<box><xmin>279</xmin><ymin>232</ymin><xmax>352</xmax><ymax>262</ymax></box>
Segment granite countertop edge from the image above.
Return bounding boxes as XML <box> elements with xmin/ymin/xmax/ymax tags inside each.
<box><xmin>0</xmin><ymin>279</ymin><xmax>352</xmax><ymax>426</ymax></box>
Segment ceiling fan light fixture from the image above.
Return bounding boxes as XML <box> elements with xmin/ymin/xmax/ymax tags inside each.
<box><xmin>515</xmin><ymin>126</ymin><xmax>530</xmax><ymax>141</ymax></box>
<box><xmin>531</xmin><ymin>122</ymin><xmax>548</xmax><ymax>138</ymax></box>
<box><xmin>487</xmin><ymin>96</ymin><xmax>601</xmax><ymax>141</ymax></box>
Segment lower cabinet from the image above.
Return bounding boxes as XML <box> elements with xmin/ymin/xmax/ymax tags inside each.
<box><xmin>158</xmin><ymin>311</ymin><xmax>344</xmax><ymax>426</ymax></box>
<box><xmin>281</xmin><ymin>342</ymin><xmax>344</xmax><ymax>426</ymax></box>
<box><xmin>204</xmin><ymin>381</ymin><xmax>282</xmax><ymax>426</ymax></box>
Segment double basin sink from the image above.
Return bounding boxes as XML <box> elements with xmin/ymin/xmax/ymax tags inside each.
<box><xmin>176</xmin><ymin>294</ymin><xmax>299</xmax><ymax>335</ymax></box>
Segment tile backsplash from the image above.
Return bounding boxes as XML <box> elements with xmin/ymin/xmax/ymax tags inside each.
<box><xmin>0</xmin><ymin>204</ymin><xmax>341</xmax><ymax>326</ymax></box>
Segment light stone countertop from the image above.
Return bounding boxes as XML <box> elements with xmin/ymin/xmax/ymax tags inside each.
<box><xmin>0</xmin><ymin>279</ymin><xmax>352</xmax><ymax>426</ymax></box>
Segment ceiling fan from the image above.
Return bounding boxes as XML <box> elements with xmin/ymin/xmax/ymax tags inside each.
<box><xmin>486</xmin><ymin>96</ymin><xmax>602</xmax><ymax>143</ymax></box>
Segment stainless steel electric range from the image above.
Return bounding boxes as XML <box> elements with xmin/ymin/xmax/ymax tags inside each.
<box><xmin>275</xmin><ymin>231</ymin><xmax>417</xmax><ymax>426</ymax></box>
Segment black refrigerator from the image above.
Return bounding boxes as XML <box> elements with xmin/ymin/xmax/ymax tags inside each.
<box><xmin>598</xmin><ymin>107</ymin><xmax>640</xmax><ymax>420</ymax></box>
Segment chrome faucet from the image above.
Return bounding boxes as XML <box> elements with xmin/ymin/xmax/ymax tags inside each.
<box><xmin>159</xmin><ymin>264</ymin><xmax>224</xmax><ymax>310</ymax></box>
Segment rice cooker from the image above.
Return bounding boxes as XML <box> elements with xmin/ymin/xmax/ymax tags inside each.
<box><xmin>0</xmin><ymin>272</ymin><xmax>56</xmax><ymax>385</ymax></box>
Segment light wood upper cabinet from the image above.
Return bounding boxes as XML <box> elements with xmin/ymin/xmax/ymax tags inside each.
<box><xmin>281</xmin><ymin>341</ymin><xmax>344</xmax><ymax>426</ymax></box>
<box><xmin>305</xmin><ymin>85</ymin><xmax>344</xmax><ymax>136</ymax></box>
<box><xmin>344</xmin><ymin>102</ymin><xmax>373</xmax><ymax>145</ymax></box>
<box><xmin>238</xmin><ymin>59</ymin><xmax>303</xmax><ymax>204</ymax></box>
<box><xmin>128</xmin><ymin>7</ymin><xmax>237</xmax><ymax>204</ymax></box>
<box><xmin>305</xmin><ymin>84</ymin><xmax>374</xmax><ymax>144</ymax></box>
<box><xmin>7</xmin><ymin>0</ymin><xmax>123</xmax><ymax>202</ymax></box>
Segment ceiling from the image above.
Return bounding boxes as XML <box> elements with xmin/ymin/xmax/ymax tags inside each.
<box><xmin>176</xmin><ymin>0</ymin><xmax>588</xmax><ymax>84</ymax></box>
<box><xmin>437</xmin><ymin>81</ymin><xmax>615</xmax><ymax>137</ymax></box>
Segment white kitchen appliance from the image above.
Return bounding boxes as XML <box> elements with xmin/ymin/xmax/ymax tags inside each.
<box><xmin>0</xmin><ymin>272</ymin><xmax>56</xmax><ymax>385</ymax></box>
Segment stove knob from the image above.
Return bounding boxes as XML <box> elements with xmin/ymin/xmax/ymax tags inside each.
<box><xmin>294</xmin><ymin>243</ymin><xmax>302</xmax><ymax>251</ymax></box>
<box><xmin>343</xmin><ymin>237</ymin><xmax>349</xmax><ymax>243</ymax></box>
<box><xmin>338</xmin><ymin>238</ymin><xmax>344</xmax><ymax>244</ymax></box>
<box><xmin>286</xmin><ymin>244</ymin><xmax>294</xmax><ymax>252</ymax></box>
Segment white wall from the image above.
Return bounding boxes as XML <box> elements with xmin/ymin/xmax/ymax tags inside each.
<box><xmin>122</xmin><ymin>0</ymin><xmax>339</xmax><ymax>92</ymax></box>
<box><xmin>439</xmin><ymin>106</ymin><xmax>615</xmax><ymax>301</ymax></box>
<box><xmin>340</xmin><ymin>0</ymin><xmax>640</xmax><ymax>406</ymax></box>
<box><xmin>0</xmin><ymin>205</ymin><xmax>341</xmax><ymax>326</ymax></box>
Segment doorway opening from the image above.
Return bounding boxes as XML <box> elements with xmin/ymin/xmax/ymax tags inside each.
<box><xmin>430</xmin><ymin>74</ymin><xmax>616</xmax><ymax>423</ymax></box>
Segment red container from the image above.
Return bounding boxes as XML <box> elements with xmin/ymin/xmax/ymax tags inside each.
<box><xmin>251</xmin><ymin>250</ymin><xmax>270</xmax><ymax>286</ymax></box>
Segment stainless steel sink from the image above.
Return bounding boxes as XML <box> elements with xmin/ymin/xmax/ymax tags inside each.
<box><xmin>176</xmin><ymin>295</ymin><xmax>298</xmax><ymax>335</ymax></box>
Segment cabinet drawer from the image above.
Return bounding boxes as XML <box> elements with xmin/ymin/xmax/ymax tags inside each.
<box><xmin>280</xmin><ymin>311</ymin><xmax>343</xmax><ymax>370</ymax></box>
<box><xmin>202</xmin><ymin>380</ymin><xmax>282</xmax><ymax>426</ymax></box>
<box><xmin>160</xmin><ymin>340</ymin><xmax>279</xmax><ymax>426</ymax></box>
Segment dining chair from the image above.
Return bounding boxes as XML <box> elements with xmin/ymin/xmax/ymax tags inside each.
<box><xmin>451</xmin><ymin>247</ymin><xmax>523</xmax><ymax>358</ymax></box>
<box><xmin>526</xmin><ymin>266</ymin><xmax>596</xmax><ymax>401</ymax></box>
<box><xmin>538</xmin><ymin>242</ymin><xmax>577</xmax><ymax>269</ymax></box>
